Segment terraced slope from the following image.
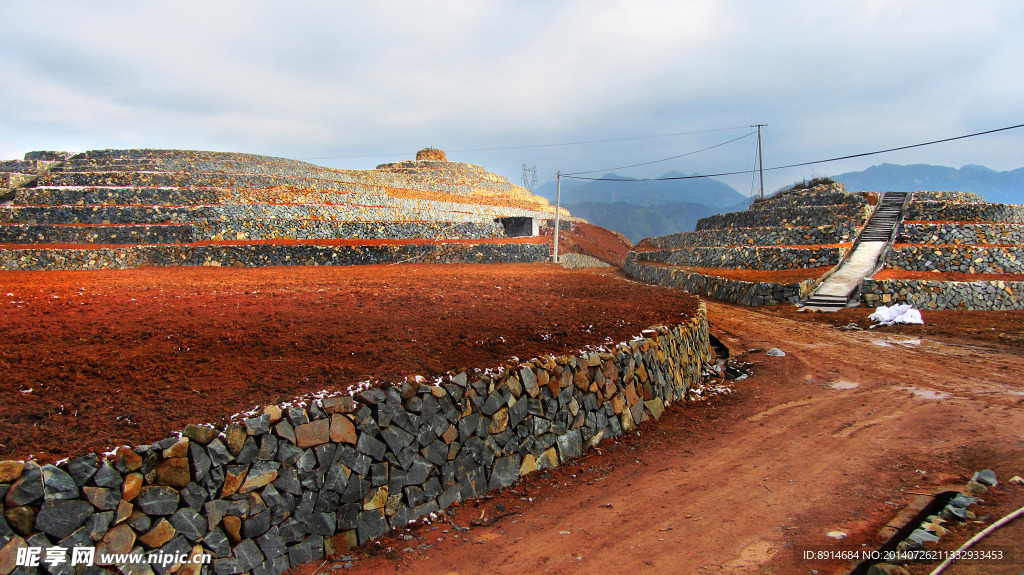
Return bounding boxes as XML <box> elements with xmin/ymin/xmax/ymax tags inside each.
<box><xmin>0</xmin><ymin>149</ymin><xmax>569</xmax><ymax>270</ymax></box>
<box><xmin>624</xmin><ymin>181</ymin><xmax>873</xmax><ymax>305</ymax></box>
<box><xmin>862</xmin><ymin>191</ymin><xmax>1024</xmax><ymax>309</ymax></box>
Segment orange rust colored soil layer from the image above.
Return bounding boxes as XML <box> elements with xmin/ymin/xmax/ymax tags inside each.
<box><xmin>0</xmin><ymin>264</ymin><xmax>697</xmax><ymax>462</ymax></box>
<box><xmin>873</xmin><ymin>269</ymin><xmax>1024</xmax><ymax>282</ymax></box>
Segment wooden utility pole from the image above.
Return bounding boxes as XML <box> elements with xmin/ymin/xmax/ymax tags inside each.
<box><xmin>553</xmin><ymin>171</ymin><xmax>561</xmax><ymax>263</ymax></box>
<box><xmin>752</xmin><ymin>124</ymin><xmax>766</xmax><ymax>199</ymax></box>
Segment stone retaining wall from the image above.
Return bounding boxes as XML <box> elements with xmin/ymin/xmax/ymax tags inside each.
<box><xmin>884</xmin><ymin>245</ymin><xmax>1024</xmax><ymax>274</ymax></box>
<box><xmin>0</xmin><ymin>307</ymin><xmax>712</xmax><ymax>575</ymax></box>
<box><xmin>748</xmin><ymin>189</ymin><xmax>867</xmax><ymax>211</ymax></box>
<box><xmin>557</xmin><ymin>253</ymin><xmax>611</xmax><ymax>269</ymax></box>
<box><xmin>906</xmin><ymin>201</ymin><xmax>1024</xmax><ymax>223</ymax></box>
<box><xmin>0</xmin><ymin>222</ymin><xmax>504</xmax><ymax>245</ymax></box>
<box><xmin>646</xmin><ymin>224</ymin><xmax>857</xmax><ymax>249</ymax></box>
<box><xmin>898</xmin><ymin>222</ymin><xmax>1024</xmax><ymax>246</ymax></box>
<box><xmin>910</xmin><ymin>191</ymin><xmax>986</xmax><ymax>203</ymax></box>
<box><xmin>694</xmin><ymin>204</ymin><xmax>868</xmax><ymax>231</ymax></box>
<box><xmin>635</xmin><ymin>245</ymin><xmax>843</xmax><ymax>270</ymax></box>
<box><xmin>0</xmin><ymin>241</ymin><xmax>550</xmax><ymax>271</ymax></box>
<box><xmin>860</xmin><ymin>278</ymin><xmax>1023</xmax><ymax>310</ymax></box>
<box><xmin>623</xmin><ymin>256</ymin><xmax>814</xmax><ymax>305</ymax></box>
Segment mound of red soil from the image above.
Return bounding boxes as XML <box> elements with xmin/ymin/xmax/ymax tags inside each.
<box><xmin>0</xmin><ymin>264</ymin><xmax>697</xmax><ymax>462</ymax></box>
<box><xmin>540</xmin><ymin>222</ymin><xmax>633</xmax><ymax>266</ymax></box>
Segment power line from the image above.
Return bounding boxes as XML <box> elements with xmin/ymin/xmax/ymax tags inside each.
<box><xmin>297</xmin><ymin>125</ymin><xmax>751</xmax><ymax>161</ymax></box>
<box><xmin>562</xmin><ymin>122</ymin><xmax>1024</xmax><ymax>182</ymax></box>
<box><xmin>562</xmin><ymin>132</ymin><xmax>755</xmax><ymax>176</ymax></box>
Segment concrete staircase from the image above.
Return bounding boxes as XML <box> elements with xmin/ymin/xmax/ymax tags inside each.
<box><xmin>801</xmin><ymin>192</ymin><xmax>908</xmax><ymax>311</ymax></box>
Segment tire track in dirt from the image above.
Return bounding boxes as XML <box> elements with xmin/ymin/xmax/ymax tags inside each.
<box><xmin>322</xmin><ymin>299</ymin><xmax>1024</xmax><ymax>574</ymax></box>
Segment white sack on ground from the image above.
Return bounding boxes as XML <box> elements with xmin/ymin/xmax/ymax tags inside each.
<box><xmin>869</xmin><ymin>304</ymin><xmax>924</xmax><ymax>326</ymax></box>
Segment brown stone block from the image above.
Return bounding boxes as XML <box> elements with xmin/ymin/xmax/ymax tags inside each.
<box><xmin>224</xmin><ymin>424</ymin><xmax>247</xmax><ymax>455</ymax></box>
<box><xmin>489</xmin><ymin>408</ymin><xmax>509</xmax><ymax>434</ymax></box>
<box><xmin>222</xmin><ymin>516</ymin><xmax>242</xmax><ymax>544</ymax></box>
<box><xmin>122</xmin><ymin>473</ymin><xmax>143</xmax><ymax>501</ymax></box>
<box><xmin>138</xmin><ymin>518</ymin><xmax>176</xmax><ymax>549</ymax></box>
<box><xmin>330</xmin><ymin>415</ymin><xmax>357</xmax><ymax>444</ymax></box>
<box><xmin>220</xmin><ymin>467</ymin><xmax>248</xmax><ymax>498</ymax></box>
<box><xmin>96</xmin><ymin>524</ymin><xmax>136</xmax><ymax>561</ymax></box>
<box><xmin>155</xmin><ymin>457</ymin><xmax>191</xmax><ymax>488</ymax></box>
<box><xmin>295</xmin><ymin>418</ymin><xmax>331</xmax><ymax>448</ymax></box>
<box><xmin>0</xmin><ymin>461</ymin><xmax>25</xmax><ymax>483</ymax></box>
<box><xmin>162</xmin><ymin>437</ymin><xmax>189</xmax><ymax>458</ymax></box>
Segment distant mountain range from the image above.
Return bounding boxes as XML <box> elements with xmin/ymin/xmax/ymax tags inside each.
<box><xmin>534</xmin><ymin>163</ymin><xmax>1024</xmax><ymax>244</ymax></box>
<box><xmin>534</xmin><ymin>171</ymin><xmax>748</xmax><ymax>208</ymax></box>
<box><xmin>832</xmin><ymin>163</ymin><xmax>1024</xmax><ymax>205</ymax></box>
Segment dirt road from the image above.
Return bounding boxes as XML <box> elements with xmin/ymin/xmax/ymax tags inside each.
<box><xmin>327</xmin><ymin>299</ymin><xmax>1024</xmax><ymax>574</ymax></box>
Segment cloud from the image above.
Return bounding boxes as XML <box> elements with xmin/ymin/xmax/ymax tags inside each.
<box><xmin>0</xmin><ymin>0</ymin><xmax>1021</xmax><ymax>192</ymax></box>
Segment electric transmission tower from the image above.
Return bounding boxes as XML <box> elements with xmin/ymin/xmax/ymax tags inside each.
<box><xmin>521</xmin><ymin>164</ymin><xmax>537</xmax><ymax>192</ymax></box>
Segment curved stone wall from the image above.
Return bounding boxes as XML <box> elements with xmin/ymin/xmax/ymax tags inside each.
<box><xmin>694</xmin><ymin>204</ymin><xmax>868</xmax><ymax>231</ymax></box>
<box><xmin>0</xmin><ymin>310</ymin><xmax>711</xmax><ymax>575</ymax></box>
<box><xmin>0</xmin><ymin>241</ymin><xmax>550</xmax><ymax>271</ymax></box>
<box><xmin>910</xmin><ymin>191</ymin><xmax>986</xmax><ymax>203</ymax></box>
<box><xmin>898</xmin><ymin>222</ymin><xmax>1024</xmax><ymax>246</ymax></box>
<box><xmin>905</xmin><ymin>201</ymin><xmax>1024</xmax><ymax>223</ymax></box>
<box><xmin>861</xmin><ymin>278</ymin><xmax>1023</xmax><ymax>310</ymax></box>
<box><xmin>748</xmin><ymin>188</ymin><xmax>868</xmax><ymax>211</ymax></box>
<box><xmin>646</xmin><ymin>224</ymin><xmax>857</xmax><ymax>249</ymax></box>
<box><xmin>635</xmin><ymin>245</ymin><xmax>843</xmax><ymax>270</ymax></box>
<box><xmin>624</xmin><ymin>255</ymin><xmax>814</xmax><ymax>305</ymax></box>
<box><xmin>884</xmin><ymin>245</ymin><xmax>1024</xmax><ymax>274</ymax></box>
<box><xmin>1</xmin><ymin>149</ymin><xmax>575</xmax><ymax>270</ymax></box>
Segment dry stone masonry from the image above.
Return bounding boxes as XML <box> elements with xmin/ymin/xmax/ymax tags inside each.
<box><xmin>862</xmin><ymin>191</ymin><xmax>1024</xmax><ymax>310</ymax></box>
<box><xmin>0</xmin><ymin>307</ymin><xmax>712</xmax><ymax>575</ymax></box>
<box><xmin>0</xmin><ymin>149</ymin><xmax>576</xmax><ymax>270</ymax></box>
<box><xmin>625</xmin><ymin>182</ymin><xmax>868</xmax><ymax>305</ymax></box>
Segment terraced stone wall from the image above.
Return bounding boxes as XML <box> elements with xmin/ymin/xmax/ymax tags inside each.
<box><xmin>646</xmin><ymin>224</ymin><xmax>857</xmax><ymax>249</ymax></box>
<box><xmin>898</xmin><ymin>222</ymin><xmax>1024</xmax><ymax>246</ymax></box>
<box><xmin>0</xmin><ymin>241</ymin><xmax>550</xmax><ymax>271</ymax></box>
<box><xmin>0</xmin><ymin>308</ymin><xmax>712</xmax><ymax>575</ymax></box>
<box><xmin>694</xmin><ymin>204</ymin><xmax>868</xmax><ymax>231</ymax></box>
<box><xmin>861</xmin><ymin>278</ymin><xmax>1023</xmax><ymax>310</ymax></box>
<box><xmin>624</xmin><ymin>255</ymin><xmax>813</xmax><ymax>305</ymax></box>
<box><xmin>634</xmin><ymin>245</ymin><xmax>843</xmax><ymax>270</ymax></box>
<box><xmin>748</xmin><ymin>188</ymin><xmax>868</xmax><ymax>211</ymax></box>
<box><xmin>910</xmin><ymin>191</ymin><xmax>986</xmax><ymax>203</ymax></box>
<box><xmin>883</xmin><ymin>245</ymin><xmax>1024</xmax><ymax>275</ymax></box>
<box><xmin>905</xmin><ymin>201</ymin><xmax>1024</xmax><ymax>223</ymax></box>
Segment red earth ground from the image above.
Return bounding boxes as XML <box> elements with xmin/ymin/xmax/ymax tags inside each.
<box><xmin>0</xmin><ymin>263</ymin><xmax>697</xmax><ymax>462</ymax></box>
<box><xmin>3</xmin><ymin>256</ymin><xmax>1024</xmax><ymax>574</ymax></box>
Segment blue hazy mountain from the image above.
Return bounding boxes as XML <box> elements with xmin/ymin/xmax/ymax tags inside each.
<box><xmin>535</xmin><ymin>171</ymin><xmax>748</xmax><ymax>208</ymax></box>
<box><xmin>562</xmin><ymin>201</ymin><xmax>748</xmax><ymax>244</ymax></box>
<box><xmin>832</xmin><ymin>163</ymin><xmax>1024</xmax><ymax>204</ymax></box>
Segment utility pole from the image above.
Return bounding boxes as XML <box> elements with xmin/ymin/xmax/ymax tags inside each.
<box><xmin>553</xmin><ymin>171</ymin><xmax>561</xmax><ymax>264</ymax></box>
<box><xmin>752</xmin><ymin>124</ymin><xmax>766</xmax><ymax>199</ymax></box>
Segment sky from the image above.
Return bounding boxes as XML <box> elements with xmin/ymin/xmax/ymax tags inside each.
<box><xmin>1</xmin><ymin>1</ymin><xmax>1022</xmax><ymax>197</ymax></box>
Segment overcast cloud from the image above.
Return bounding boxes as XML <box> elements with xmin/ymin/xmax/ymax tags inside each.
<box><xmin>1</xmin><ymin>0</ymin><xmax>1021</xmax><ymax>194</ymax></box>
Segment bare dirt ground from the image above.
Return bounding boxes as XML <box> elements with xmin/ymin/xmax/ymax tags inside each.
<box><xmin>3</xmin><ymin>259</ymin><xmax>1024</xmax><ymax>574</ymax></box>
<box><xmin>0</xmin><ymin>263</ymin><xmax>696</xmax><ymax>462</ymax></box>
<box><xmin>309</xmin><ymin>289</ymin><xmax>1024</xmax><ymax>575</ymax></box>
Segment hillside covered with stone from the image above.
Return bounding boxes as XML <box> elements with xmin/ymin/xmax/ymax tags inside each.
<box><xmin>624</xmin><ymin>180</ymin><xmax>872</xmax><ymax>305</ymax></box>
<box><xmin>0</xmin><ymin>148</ymin><xmax>571</xmax><ymax>270</ymax></box>
<box><xmin>863</xmin><ymin>190</ymin><xmax>1024</xmax><ymax>309</ymax></box>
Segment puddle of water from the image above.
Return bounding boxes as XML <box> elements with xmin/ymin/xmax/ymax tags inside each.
<box><xmin>829</xmin><ymin>380</ymin><xmax>859</xmax><ymax>390</ymax></box>
<box><xmin>898</xmin><ymin>386</ymin><xmax>949</xmax><ymax>400</ymax></box>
